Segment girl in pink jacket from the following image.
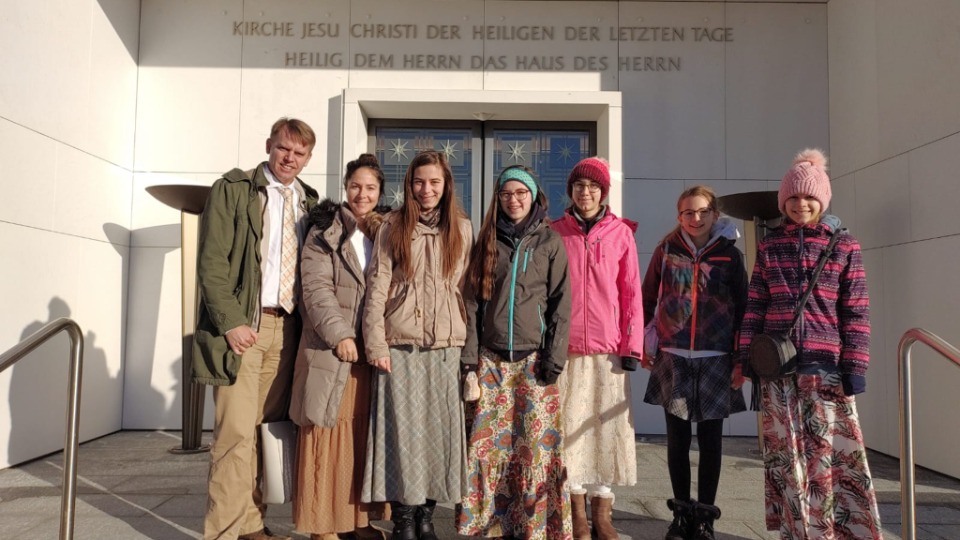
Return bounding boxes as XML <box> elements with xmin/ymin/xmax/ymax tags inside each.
<box><xmin>552</xmin><ymin>157</ymin><xmax>642</xmax><ymax>540</ymax></box>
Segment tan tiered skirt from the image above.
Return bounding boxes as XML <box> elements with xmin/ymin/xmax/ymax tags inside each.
<box><xmin>293</xmin><ymin>363</ymin><xmax>387</xmax><ymax>534</ymax></box>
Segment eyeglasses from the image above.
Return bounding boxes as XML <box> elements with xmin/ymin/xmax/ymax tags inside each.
<box><xmin>572</xmin><ymin>182</ymin><xmax>601</xmax><ymax>193</ymax></box>
<box><xmin>679</xmin><ymin>208</ymin><xmax>715</xmax><ymax>220</ymax></box>
<box><xmin>498</xmin><ymin>189</ymin><xmax>531</xmax><ymax>202</ymax></box>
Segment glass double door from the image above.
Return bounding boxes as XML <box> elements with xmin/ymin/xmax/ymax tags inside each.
<box><xmin>372</xmin><ymin>121</ymin><xmax>595</xmax><ymax>227</ymax></box>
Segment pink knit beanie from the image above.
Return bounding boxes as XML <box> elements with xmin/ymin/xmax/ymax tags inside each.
<box><xmin>778</xmin><ymin>149</ymin><xmax>831</xmax><ymax>213</ymax></box>
<box><xmin>567</xmin><ymin>157</ymin><xmax>611</xmax><ymax>200</ymax></box>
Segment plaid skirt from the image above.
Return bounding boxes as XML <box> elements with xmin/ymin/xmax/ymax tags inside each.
<box><xmin>761</xmin><ymin>371</ymin><xmax>882</xmax><ymax>539</ymax></box>
<box><xmin>643</xmin><ymin>350</ymin><xmax>746</xmax><ymax>422</ymax></box>
<box><xmin>361</xmin><ymin>345</ymin><xmax>467</xmax><ymax>505</ymax></box>
<box><xmin>456</xmin><ymin>348</ymin><xmax>572</xmax><ymax>540</ymax></box>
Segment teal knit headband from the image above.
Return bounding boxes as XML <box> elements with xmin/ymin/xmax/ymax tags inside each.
<box><xmin>498</xmin><ymin>168</ymin><xmax>539</xmax><ymax>200</ymax></box>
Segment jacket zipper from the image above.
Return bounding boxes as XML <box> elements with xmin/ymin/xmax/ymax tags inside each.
<box><xmin>687</xmin><ymin>240</ymin><xmax>722</xmax><ymax>352</ymax></box>
<box><xmin>582</xmin><ymin>237</ymin><xmax>591</xmax><ymax>348</ymax></box>
<box><xmin>507</xmin><ymin>236</ymin><xmax>527</xmax><ymax>351</ymax></box>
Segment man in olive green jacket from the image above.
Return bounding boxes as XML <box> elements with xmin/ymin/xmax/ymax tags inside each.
<box><xmin>194</xmin><ymin>118</ymin><xmax>319</xmax><ymax>540</ymax></box>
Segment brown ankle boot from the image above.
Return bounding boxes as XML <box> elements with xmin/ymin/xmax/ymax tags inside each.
<box><xmin>590</xmin><ymin>495</ymin><xmax>618</xmax><ymax>540</ymax></box>
<box><xmin>571</xmin><ymin>492</ymin><xmax>591</xmax><ymax>540</ymax></box>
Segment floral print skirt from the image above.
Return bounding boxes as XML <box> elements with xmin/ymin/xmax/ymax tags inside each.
<box><xmin>456</xmin><ymin>348</ymin><xmax>572</xmax><ymax>540</ymax></box>
<box><xmin>761</xmin><ymin>372</ymin><xmax>882</xmax><ymax>539</ymax></box>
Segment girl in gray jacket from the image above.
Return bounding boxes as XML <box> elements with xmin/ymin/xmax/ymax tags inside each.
<box><xmin>457</xmin><ymin>165</ymin><xmax>572</xmax><ymax>540</ymax></box>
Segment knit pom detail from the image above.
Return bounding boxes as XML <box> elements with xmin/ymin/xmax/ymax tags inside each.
<box><xmin>793</xmin><ymin>148</ymin><xmax>827</xmax><ymax>171</ymax></box>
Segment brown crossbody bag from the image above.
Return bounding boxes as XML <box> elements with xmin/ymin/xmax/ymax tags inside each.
<box><xmin>748</xmin><ymin>229</ymin><xmax>843</xmax><ymax>380</ymax></box>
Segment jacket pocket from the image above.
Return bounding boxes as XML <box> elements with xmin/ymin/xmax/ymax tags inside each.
<box><xmin>383</xmin><ymin>282</ymin><xmax>407</xmax><ymax>319</ymax></box>
<box><xmin>538</xmin><ymin>304</ymin><xmax>545</xmax><ymax>339</ymax></box>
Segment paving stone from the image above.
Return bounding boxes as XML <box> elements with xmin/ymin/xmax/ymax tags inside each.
<box><xmin>4</xmin><ymin>431</ymin><xmax>960</xmax><ymax>539</ymax></box>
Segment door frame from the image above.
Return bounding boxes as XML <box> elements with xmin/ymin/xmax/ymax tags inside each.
<box><xmin>341</xmin><ymin>88</ymin><xmax>623</xmax><ymax>215</ymax></box>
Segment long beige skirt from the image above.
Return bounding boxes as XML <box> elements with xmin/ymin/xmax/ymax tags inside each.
<box><xmin>293</xmin><ymin>363</ymin><xmax>387</xmax><ymax>534</ymax></box>
<box><xmin>557</xmin><ymin>353</ymin><xmax>637</xmax><ymax>487</ymax></box>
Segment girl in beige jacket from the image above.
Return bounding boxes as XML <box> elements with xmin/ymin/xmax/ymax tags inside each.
<box><xmin>360</xmin><ymin>150</ymin><xmax>473</xmax><ymax>540</ymax></box>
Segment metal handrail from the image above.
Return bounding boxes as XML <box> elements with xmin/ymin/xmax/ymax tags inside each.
<box><xmin>0</xmin><ymin>318</ymin><xmax>83</xmax><ymax>540</ymax></box>
<box><xmin>898</xmin><ymin>328</ymin><xmax>960</xmax><ymax>540</ymax></box>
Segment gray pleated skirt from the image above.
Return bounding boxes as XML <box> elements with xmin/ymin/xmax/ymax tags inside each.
<box><xmin>361</xmin><ymin>345</ymin><xmax>467</xmax><ymax>505</ymax></box>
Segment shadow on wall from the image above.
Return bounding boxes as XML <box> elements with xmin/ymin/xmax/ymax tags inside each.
<box><xmin>95</xmin><ymin>0</ymin><xmax>140</xmax><ymax>62</ymax></box>
<box><xmin>6</xmin><ymin>299</ymin><xmax>120</xmax><ymax>467</ymax></box>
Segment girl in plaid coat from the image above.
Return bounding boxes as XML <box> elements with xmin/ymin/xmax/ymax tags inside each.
<box><xmin>642</xmin><ymin>185</ymin><xmax>748</xmax><ymax>540</ymax></box>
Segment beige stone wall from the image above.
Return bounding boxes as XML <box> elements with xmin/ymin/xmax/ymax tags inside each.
<box><xmin>828</xmin><ymin>0</ymin><xmax>960</xmax><ymax>478</ymax></box>
<box><xmin>0</xmin><ymin>0</ymin><xmax>140</xmax><ymax>468</ymax></box>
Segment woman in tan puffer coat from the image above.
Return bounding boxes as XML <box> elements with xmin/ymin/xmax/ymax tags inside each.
<box><xmin>289</xmin><ymin>154</ymin><xmax>391</xmax><ymax>540</ymax></box>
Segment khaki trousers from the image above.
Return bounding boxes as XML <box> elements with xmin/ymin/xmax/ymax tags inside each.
<box><xmin>204</xmin><ymin>312</ymin><xmax>297</xmax><ymax>539</ymax></box>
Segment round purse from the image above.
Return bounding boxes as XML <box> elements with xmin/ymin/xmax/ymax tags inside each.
<box><xmin>748</xmin><ymin>332</ymin><xmax>798</xmax><ymax>379</ymax></box>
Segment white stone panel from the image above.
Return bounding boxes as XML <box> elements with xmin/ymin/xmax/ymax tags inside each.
<box><xmin>879</xmin><ymin>236</ymin><xmax>960</xmax><ymax>478</ymax></box>
<box><xmin>123</xmin><ymin>246</ymin><xmax>214</xmax><ymax>430</ymax></box>
<box><xmin>53</xmin><ymin>146</ymin><xmax>134</xmax><ymax>244</ymax></box>
<box><xmin>0</xmin><ymin>0</ymin><xmax>87</xmax><ymax>144</ymax></box>
<box><xmin>853</xmin><ymin>155</ymin><xmax>911</xmax><ymax>250</ymax></box>
<box><xmin>829</xmin><ymin>172</ymin><xmax>857</xmax><ymax>236</ymax></box>
<box><xmin>0</xmin><ymin>120</ymin><xmax>57</xmax><ymax>231</ymax></box>
<box><xmin>348</xmin><ymin>0</ymin><xmax>485</xmax><ymax>90</ymax></box>
<box><xmin>724</xmin><ymin>3</ymin><xmax>828</xmax><ymax>180</ymax></box>
<box><xmin>856</xmin><ymin>247</ymin><xmax>894</xmax><ymax>455</ymax></box>
<box><xmin>875</xmin><ymin>0</ymin><xmax>960</xmax><ymax>160</ymax></box>
<box><xmin>623</xmin><ymin>178</ymin><xmax>686</xmax><ymax>253</ymax></box>
<box><xmin>827</xmin><ymin>0</ymin><xmax>880</xmax><ymax>178</ymax></box>
<box><xmin>908</xmin><ymin>133</ymin><xmax>960</xmax><ymax>241</ymax></box>
<box><xmin>619</xmin><ymin>2</ymin><xmax>726</xmax><ymax>180</ymax></box>
<box><xmin>0</xmin><ymin>0</ymin><xmax>138</xmax><ymax>168</ymax></box>
<box><xmin>135</xmin><ymin>0</ymin><xmax>243</xmax><ymax>172</ymax></box>
<box><xmin>238</xmin><ymin>0</ymin><xmax>351</xmax><ymax>176</ymax></box>
<box><xmin>84</xmin><ymin>0</ymin><xmax>140</xmax><ymax>169</ymax></box>
<box><xmin>237</xmin><ymin>70</ymin><xmax>346</xmax><ymax>177</ymax></box>
<box><xmin>481</xmin><ymin>1</ymin><xmax>619</xmax><ymax>92</ymax></box>
<box><xmin>0</xmin><ymin>225</ymin><xmax>125</xmax><ymax>468</ymax></box>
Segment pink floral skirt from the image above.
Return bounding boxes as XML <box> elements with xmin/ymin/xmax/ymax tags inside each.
<box><xmin>761</xmin><ymin>372</ymin><xmax>882</xmax><ymax>539</ymax></box>
<box><xmin>456</xmin><ymin>348</ymin><xmax>572</xmax><ymax>540</ymax></box>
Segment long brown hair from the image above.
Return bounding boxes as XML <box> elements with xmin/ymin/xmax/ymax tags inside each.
<box><xmin>466</xmin><ymin>165</ymin><xmax>548</xmax><ymax>301</ymax></box>
<box><xmin>387</xmin><ymin>150</ymin><xmax>467</xmax><ymax>280</ymax></box>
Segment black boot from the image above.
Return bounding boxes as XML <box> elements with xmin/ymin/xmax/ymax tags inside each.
<box><xmin>390</xmin><ymin>502</ymin><xmax>417</xmax><ymax>540</ymax></box>
<box><xmin>692</xmin><ymin>503</ymin><xmax>721</xmax><ymax>540</ymax></box>
<box><xmin>665</xmin><ymin>498</ymin><xmax>694</xmax><ymax>540</ymax></box>
<box><xmin>416</xmin><ymin>500</ymin><xmax>439</xmax><ymax>540</ymax></box>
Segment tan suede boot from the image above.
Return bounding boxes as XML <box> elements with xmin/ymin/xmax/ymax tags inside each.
<box><xmin>590</xmin><ymin>495</ymin><xmax>619</xmax><ymax>540</ymax></box>
<box><xmin>570</xmin><ymin>491</ymin><xmax>591</xmax><ymax>540</ymax></box>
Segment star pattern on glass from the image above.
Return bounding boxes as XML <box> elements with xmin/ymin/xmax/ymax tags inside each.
<box><xmin>440</xmin><ymin>140</ymin><xmax>459</xmax><ymax>160</ymax></box>
<box><xmin>390</xmin><ymin>139</ymin><xmax>410</xmax><ymax>160</ymax></box>
<box><xmin>388</xmin><ymin>185</ymin><xmax>404</xmax><ymax>207</ymax></box>
<box><xmin>557</xmin><ymin>143</ymin><xmax>574</xmax><ymax>163</ymax></box>
<box><xmin>507</xmin><ymin>141</ymin><xmax>527</xmax><ymax>163</ymax></box>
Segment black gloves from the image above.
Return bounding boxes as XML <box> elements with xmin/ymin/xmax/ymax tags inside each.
<box><xmin>622</xmin><ymin>356</ymin><xmax>639</xmax><ymax>372</ymax></box>
<box><xmin>537</xmin><ymin>358</ymin><xmax>563</xmax><ymax>385</ymax></box>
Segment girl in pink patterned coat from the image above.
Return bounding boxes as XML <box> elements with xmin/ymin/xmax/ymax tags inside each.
<box><xmin>739</xmin><ymin>149</ymin><xmax>882</xmax><ymax>540</ymax></box>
